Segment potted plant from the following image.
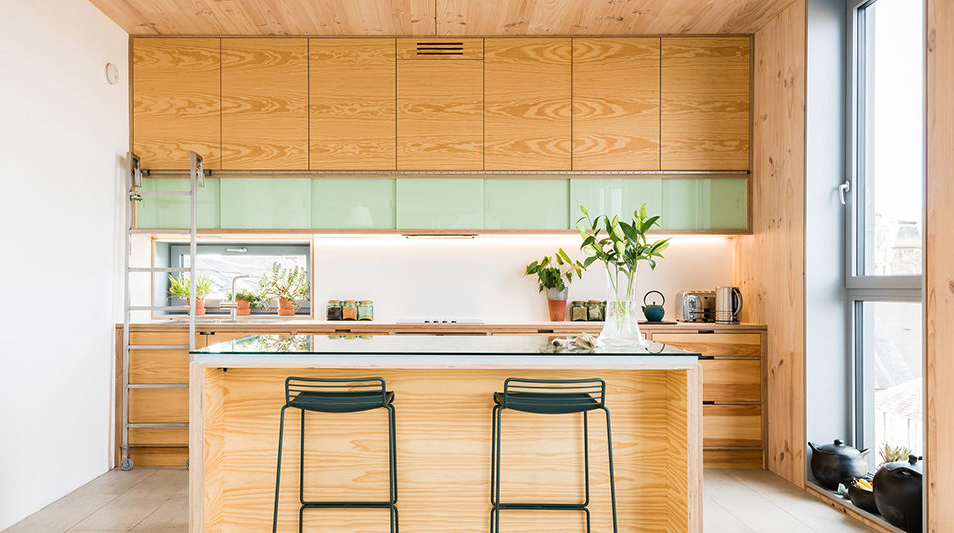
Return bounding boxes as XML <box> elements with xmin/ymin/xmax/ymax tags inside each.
<box><xmin>525</xmin><ymin>249</ymin><xmax>586</xmax><ymax>321</ymax></box>
<box><xmin>258</xmin><ymin>262</ymin><xmax>311</xmax><ymax>317</ymax></box>
<box><xmin>227</xmin><ymin>289</ymin><xmax>260</xmax><ymax>317</ymax></box>
<box><xmin>168</xmin><ymin>273</ymin><xmax>213</xmax><ymax>316</ymax></box>
<box><xmin>577</xmin><ymin>204</ymin><xmax>669</xmax><ymax>346</ymax></box>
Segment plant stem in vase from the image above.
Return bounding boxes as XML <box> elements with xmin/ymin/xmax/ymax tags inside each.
<box><xmin>600</xmin><ymin>263</ymin><xmax>646</xmax><ymax>347</ymax></box>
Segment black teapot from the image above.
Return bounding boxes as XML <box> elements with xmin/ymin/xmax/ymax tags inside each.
<box><xmin>873</xmin><ymin>455</ymin><xmax>922</xmax><ymax>533</ymax></box>
<box><xmin>808</xmin><ymin>439</ymin><xmax>870</xmax><ymax>490</ymax></box>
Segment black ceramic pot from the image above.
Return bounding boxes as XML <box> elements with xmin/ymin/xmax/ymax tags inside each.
<box><xmin>808</xmin><ymin>439</ymin><xmax>870</xmax><ymax>490</ymax></box>
<box><xmin>847</xmin><ymin>481</ymin><xmax>879</xmax><ymax>515</ymax></box>
<box><xmin>873</xmin><ymin>455</ymin><xmax>923</xmax><ymax>533</ymax></box>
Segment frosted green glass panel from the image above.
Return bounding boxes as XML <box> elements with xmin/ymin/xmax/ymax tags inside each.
<box><xmin>312</xmin><ymin>179</ymin><xmax>395</xmax><ymax>229</ymax></box>
<box><xmin>484</xmin><ymin>179</ymin><xmax>569</xmax><ymax>230</ymax></box>
<box><xmin>220</xmin><ymin>178</ymin><xmax>311</xmax><ymax>229</ymax></box>
<box><xmin>569</xmin><ymin>179</ymin><xmax>663</xmax><ymax>226</ymax></box>
<box><xmin>396</xmin><ymin>179</ymin><xmax>483</xmax><ymax>229</ymax></box>
<box><xmin>136</xmin><ymin>178</ymin><xmax>220</xmax><ymax>229</ymax></box>
<box><xmin>660</xmin><ymin>178</ymin><xmax>748</xmax><ymax>230</ymax></box>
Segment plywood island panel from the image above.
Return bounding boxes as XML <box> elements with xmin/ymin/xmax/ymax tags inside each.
<box><xmin>190</xmin><ymin>360</ymin><xmax>702</xmax><ymax>532</ymax></box>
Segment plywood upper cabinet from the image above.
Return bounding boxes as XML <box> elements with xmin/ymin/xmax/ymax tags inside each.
<box><xmin>133</xmin><ymin>38</ymin><xmax>221</xmax><ymax>170</ymax></box>
<box><xmin>310</xmin><ymin>39</ymin><xmax>396</xmax><ymax>170</ymax></box>
<box><xmin>484</xmin><ymin>38</ymin><xmax>571</xmax><ymax>170</ymax></box>
<box><xmin>572</xmin><ymin>38</ymin><xmax>660</xmax><ymax>171</ymax></box>
<box><xmin>220</xmin><ymin>39</ymin><xmax>308</xmax><ymax>170</ymax></box>
<box><xmin>661</xmin><ymin>37</ymin><xmax>751</xmax><ymax>171</ymax></box>
<box><xmin>397</xmin><ymin>39</ymin><xmax>483</xmax><ymax>170</ymax></box>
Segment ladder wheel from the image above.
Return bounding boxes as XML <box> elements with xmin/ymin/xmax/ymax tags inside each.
<box><xmin>120</xmin><ymin>457</ymin><xmax>134</xmax><ymax>471</ymax></box>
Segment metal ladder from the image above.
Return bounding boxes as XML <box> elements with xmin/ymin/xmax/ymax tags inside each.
<box><xmin>120</xmin><ymin>152</ymin><xmax>205</xmax><ymax>471</ymax></box>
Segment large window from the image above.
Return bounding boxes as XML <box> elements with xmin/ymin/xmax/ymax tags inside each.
<box><xmin>849</xmin><ymin>0</ymin><xmax>924</xmax><ymax>469</ymax></box>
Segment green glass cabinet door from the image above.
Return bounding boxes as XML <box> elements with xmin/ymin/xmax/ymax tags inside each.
<box><xmin>396</xmin><ymin>179</ymin><xmax>483</xmax><ymax>230</ymax></box>
<box><xmin>136</xmin><ymin>178</ymin><xmax>220</xmax><ymax>229</ymax></box>
<box><xmin>569</xmin><ymin>178</ymin><xmax>662</xmax><ymax>226</ymax></box>
<box><xmin>219</xmin><ymin>178</ymin><xmax>311</xmax><ymax>229</ymax></box>
<box><xmin>312</xmin><ymin>179</ymin><xmax>395</xmax><ymax>229</ymax></box>
<box><xmin>484</xmin><ymin>179</ymin><xmax>569</xmax><ymax>230</ymax></box>
<box><xmin>660</xmin><ymin>178</ymin><xmax>747</xmax><ymax>230</ymax></box>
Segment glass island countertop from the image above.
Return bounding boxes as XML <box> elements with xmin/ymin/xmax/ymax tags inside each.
<box><xmin>191</xmin><ymin>334</ymin><xmax>700</xmax><ymax>368</ymax></box>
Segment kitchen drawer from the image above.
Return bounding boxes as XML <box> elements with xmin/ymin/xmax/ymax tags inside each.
<box><xmin>128</xmin><ymin>447</ymin><xmax>189</xmax><ymax>467</ymax></box>
<box><xmin>129</xmin><ymin>331</ymin><xmax>191</xmax><ymax>346</ymax></box>
<box><xmin>703</xmin><ymin>404</ymin><xmax>762</xmax><ymax>447</ymax></box>
<box><xmin>129</xmin><ymin>348</ymin><xmax>188</xmax><ymax>384</ymax></box>
<box><xmin>700</xmin><ymin>358</ymin><xmax>761</xmax><ymax>403</ymax></box>
<box><xmin>128</xmin><ymin>426</ymin><xmax>189</xmax><ymax>446</ymax></box>
<box><xmin>128</xmin><ymin>388</ymin><xmax>189</xmax><ymax>424</ymax></box>
<box><xmin>652</xmin><ymin>332</ymin><xmax>761</xmax><ymax>358</ymax></box>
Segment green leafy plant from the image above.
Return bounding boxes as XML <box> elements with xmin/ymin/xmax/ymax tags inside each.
<box><xmin>258</xmin><ymin>262</ymin><xmax>311</xmax><ymax>311</ymax></box>
<box><xmin>228</xmin><ymin>289</ymin><xmax>260</xmax><ymax>305</ymax></box>
<box><xmin>878</xmin><ymin>442</ymin><xmax>915</xmax><ymax>467</ymax></box>
<box><xmin>524</xmin><ymin>249</ymin><xmax>586</xmax><ymax>294</ymax></box>
<box><xmin>167</xmin><ymin>273</ymin><xmax>213</xmax><ymax>299</ymax></box>
<box><xmin>576</xmin><ymin>204</ymin><xmax>670</xmax><ymax>291</ymax></box>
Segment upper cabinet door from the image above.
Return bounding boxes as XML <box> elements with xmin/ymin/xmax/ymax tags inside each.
<box><xmin>484</xmin><ymin>39</ymin><xmax>571</xmax><ymax>170</ymax></box>
<box><xmin>572</xmin><ymin>38</ymin><xmax>660</xmax><ymax>171</ymax></box>
<box><xmin>397</xmin><ymin>39</ymin><xmax>483</xmax><ymax>170</ymax></box>
<box><xmin>310</xmin><ymin>39</ymin><xmax>396</xmax><ymax>170</ymax></box>
<box><xmin>133</xmin><ymin>38</ymin><xmax>221</xmax><ymax>170</ymax></box>
<box><xmin>661</xmin><ymin>37</ymin><xmax>751</xmax><ymax>171</ymax></box>
<box><xmin>221</xmin><ymin>38</ymin><xmax>308</xmax><ymax>170</ymax></box>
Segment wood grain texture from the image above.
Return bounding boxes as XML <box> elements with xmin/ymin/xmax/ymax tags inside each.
<box><xmin>484</xmin><ymin>38</ymin><xmax>571</xmax><ymax>170</ymax></box>
<box><xmin>396</xmin><ymin>60</ymin><xmax>483</xmax><ymax>170</ymax></box>
<box><xmin>661</xmin><ymin>37</ymin><xmax>750</xmax><ymax>170</ymax></box>
<box><xmin>731</xmin><ymin>0</ymin><xmax>805</xmax><ymax>487</ymax></box>
<box><xmin>699</xmin><ymin>358</ymin><xmax>761</xmax><ymax>403</ymax></box>
<box><xmin>197</xmin><ymin>367</ymin><xmax>699</xmax><ymax>532</ymax></box>
<box><xmin>572</xmin><ymin>38</ymin><xmax>660</xmax><ymax>170</ymax></box>
<box><xmin>926</xmin><ymin>1</ymin><xmax>954</xmax><ymax>531</ymax></box>
<box><xmin>703</xmin><ymin>404</ymin><xmax>762</xmax><ymax>447</ymax></box>
<box><xmin>703</xmin><ymin>448</ymin><xmax>763</xmax><ymax>468</ymax></box>
<box><xmin>129</xmin><ymin>447</ymin><xmax>189</xmax><ymax>466</ymax></box>
<box><xmin>133</xmin><ymin>38</ymin><xmax>221</xmax><ymax>169</ymax></box>
<box><xmin>396</xmin><ymin>37</ymin><xmax>483</xmax><ymax>59</ymax></box>
<box><xmin>129</xmin><ymin>348</ymin><xmax>189</xmax><ymax>384</ymax></box>
<box><xmin>309</xmin><ymin>39</ymin><xmax>396</xmax><ymax>170</ymax></box>
<box><xmin>128</xmin><ymin>426</ymin><xmax>189</xmax><ymax>446</ymax></box>
<box><xmin>652</xmin><ymin>332</ymin><xmax>762</xmax><ymax>358</ymax></box>
<box><xmin>128</xmin><ymin>387</ymin><xmax>188</xmax><ymax>424</ymax></box>
<box><xmin>221</xmin><ymin>38</ymin><xmax>308</xmax><ymax>170</ymax></box>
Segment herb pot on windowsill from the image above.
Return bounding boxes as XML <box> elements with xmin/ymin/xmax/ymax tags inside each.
<box><xmin>278</xmin><ymin>298</ymin><xmax>296</xmax><ymax>316</ymax></box>
<box><xmin>236</xmin><ymin>299</ymin><xmax>251</xmax><ymax>316</ymax></box>
<box><xmin>188</xmin><ymin>297</ymin><xmax>206</xmax><ymax>316</ymax></box>
<box><xmin>546</xmin><ymin>287</ymin><xmax>569</xmax><ymax>321</ymax></box>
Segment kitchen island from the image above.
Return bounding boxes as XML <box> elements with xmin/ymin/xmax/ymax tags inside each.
<box><xmin>189</xmin><ymin>335</ymin><xmax>702</xmax><ymax>532</ymax></box>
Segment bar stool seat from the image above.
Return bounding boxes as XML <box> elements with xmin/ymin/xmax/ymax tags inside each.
<box><xmin>493</xmin><ymin>391</ymin><xmax>601</xmax><ymax>414</ymax></box>
<box><xmin>291</xmin><ymin>390</ymin><xmax>395</xmax><ymax>413</ymax></box>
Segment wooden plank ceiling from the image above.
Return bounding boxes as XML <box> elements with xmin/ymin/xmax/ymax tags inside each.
<box><xmin>89</xmin><ymin>0</ymin><xmax>796</xmax><ymax>36</ymax></box>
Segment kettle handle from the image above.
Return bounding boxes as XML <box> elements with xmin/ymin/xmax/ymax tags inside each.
<box><xmin>644</xmin><ymin>290</ymin><xmax>665</xmax><ymax>306</ymax></box>
<box><xmin>732</xmin><ymin>287</ymin><xmax>743</xmax><ymax>315</ymax></box>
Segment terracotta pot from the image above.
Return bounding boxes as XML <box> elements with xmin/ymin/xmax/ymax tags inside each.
<box><xmin>278</xmin><ymin>298</ymin><xmax>296</xmax><ymax>316</ymax></box>
<box><xmin>188</xmin><ymin>297</ymin><xmax>206</xmax><ymax>316</ymax></box>
<box><xmin>236</xmin><ymin>300</ymin><xmax>251</xmax><ymax>317</ymax></box>
<box><xmin>547</xmin><ymin>298</ymin><xmax>567</xmax><ymax>321</ymax></box>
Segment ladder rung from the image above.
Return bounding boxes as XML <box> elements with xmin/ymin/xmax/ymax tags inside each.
<box><xmin>136</xmin><ymin>190</ymin><xmax>192</xmax><ymax>197</ymax></box>
<box><xmin>128</xmin><ymin>305</ymin><xmax>190</xmax><ymax>311</ymax></box>
<box><xmin>127</xmin><ymin>423</ymin><xmax>189</xmax><ymax>428</ymax></box>
<box><xmin>128</xmin><ymin>267</ymin><xmax>189</xmax><ymax>273</ymax></box>
<box><xmin>129</xmin><ymin>228</ymin><xmax>192</xmax><ymax>235</ymax></box>
<box><xmin>128</xmin><ymin>345</ymin><xmax>190</xmax><ymax>350</ymax></box>
<box><xmin>128</xmin><ymin>384</ymin><xmax>189</xmax><ymax>389</ymax></box>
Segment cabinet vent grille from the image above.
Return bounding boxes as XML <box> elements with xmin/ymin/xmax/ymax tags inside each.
<box><xmin>415</xmin><ymin>42</ymin><xmax>465</xmax><ymax>56</ymax></box>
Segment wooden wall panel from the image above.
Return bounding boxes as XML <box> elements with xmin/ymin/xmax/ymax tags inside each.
<box><xmin>572</xmin><ymin>38</ymin><xmax>660</xmax><ymax>170</ymax></box>
<box><xmin>133</xmin><ymin>38</ymin><xmax>221</xmax><ymax>169</ymax></box>
<box><xmin>926</xmin><ymin>0</ymin><xmax>954</xmax><ymax>530</ymax></box>
<box><xmin>732</xmin><ymin>0</ymin><xmax>806</xmax><ymax>486</ymax></box>
<box><xmin>397</xmin><ymin>60</ymin><xmax>483</xmax><ymax>170</ymax></box>
<box><xmin>221</xmin><ymin>38</ymin><xmax>308</xmax><ymax>169</ymax></box>
<box><xmin>309</xmin><ymin>39</ymin><xmax>396</xmax><ymax>170</ymax></box>
<box><xmin>484</xmin><ymin>38</ymin><xmax>571</xmax><ymax>170</ymax></box>
<box><xmin>661</xmin><ymin>37</ymin><xmax>751</xmax><ymax>170</ymax></box>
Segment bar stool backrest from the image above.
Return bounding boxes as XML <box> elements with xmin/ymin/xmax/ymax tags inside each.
<box><xmin>502</xmin><ymin>378</ymin><xmax>606</xmax><ymax>409</ymax></box>
<box><xmin>284</xmin><ymin>376</ymin><xmax>387</xmax><ymax>406</ymax></box>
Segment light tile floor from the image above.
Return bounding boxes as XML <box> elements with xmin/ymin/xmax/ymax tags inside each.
<box><xmin>4</xmin><ymin>468</ymin><xmax>874</xmax><ymax>532</ymax></box>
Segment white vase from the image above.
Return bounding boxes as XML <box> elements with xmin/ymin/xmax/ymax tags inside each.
<box><xmin>598</xmin><ymin>264</ymin><xmax>649</xmax><ymax>348</ymax></box>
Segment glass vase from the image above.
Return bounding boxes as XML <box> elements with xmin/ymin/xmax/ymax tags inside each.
<box><xmin>598</xmin><ymin>264</ymin><xmax>649</xmax><ymax>348</ymax></box>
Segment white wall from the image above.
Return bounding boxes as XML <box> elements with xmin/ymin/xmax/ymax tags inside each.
<box><xmin>0</xmin><ymin>0</ymin><xmax>128</xmax><ymax>528</ymax></box>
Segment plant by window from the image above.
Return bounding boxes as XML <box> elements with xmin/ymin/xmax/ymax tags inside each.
<box><xmin>258</xmin><ymin>262</ymin><xmax>311</xmax><ymax>310</ymax></box>
<box><xmin>524</xmin><ymin>249</ymin><xmax>586</xmax><ymax>293</ymax></box>
<box><xmin>228</xmin><ymin>289</ymin><xmax>261</xmax><ymax>305</ymax></box>
<box><xmin>878</xmin><ymin>442</ymin><xmax>914</xmax><ymax>467</ymax></box>
<box><xmin>168</xmin><ymin>273</ymin><xmax>213</xmax><ymax>299</ymax></box>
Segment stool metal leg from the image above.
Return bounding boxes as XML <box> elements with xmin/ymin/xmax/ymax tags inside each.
<box><xmin>386</xmin><ymin>404</ymin><xmax>398</xmax><ymax>533</ymax></box>
<box><xmin>273</xmin><ymin>405</ymin><xmax>289</xmax><ymax>533</ymax></box>
<box><xmin>583</xmin><ymin>410</ymin><xmax>590</xmax><ymax>509</ymax></box>
<box><xmin>299</xmin><ymin>409</ymin><xmax>306</xmax><ymax>507</ymax></box>
<box><xmin>603</xmin><ymin>407</ymin><xmax>618</xmax><ymax>533</ymax></box>
<box><xmin>493</xmin><ymin>406</ymin><xmax>504</xmax><ymax>533</ymax></box>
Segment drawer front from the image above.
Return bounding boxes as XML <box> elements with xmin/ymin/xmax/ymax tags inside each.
<box><xmin>703</xmin><ymin>404</ymin><xmax>762</xmax><ymax>447</ymax></box>
<box><xmin>652</xmin><ymin>332</ymin><xmax>762</xmax><ymax>358</ymax></box>
<box><xmin>700</xmin><ymin>358</ymin><xmax>761</xmax><ymax>403</ymax></box>
<box><xmin>129</xmin><ymin>348</ymin><xmax>188</xmax><ymax>384</ymax></box>
<box><xmin>129</xmin><ymin>331</ymin><xmax>191</xmax><ymax>346</ymax></box>
<box><xmin>128</xmin><ymin>426</ymin><xmax>189</xmax><ymax>446</ymax></box>
<box><xmin>128</xmin><ymin>387</ymin><xmax>188</xmax><ymax>424</ymax></box>
<box><xmin>128</xmin><ymin>447</ymin><xmax>188</xmax><ymax>467</ymax></box>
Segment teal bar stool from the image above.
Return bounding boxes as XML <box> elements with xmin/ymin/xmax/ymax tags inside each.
<box><xmin>272</xmin><ymin>377</ymin><xmax>397</xmax><ymax>533</ymax></box>
<box><xmin>490</xmin><ymin>378</ymin><xmax>617</xmax><ymax>532</ymax></box>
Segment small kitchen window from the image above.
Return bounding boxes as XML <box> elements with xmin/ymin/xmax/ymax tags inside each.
<box><xmin>154</xmin><ymin>242</ymin><xmax>312</xmax><ymax>316</ymax></box>
<box><xmin>847</xmin><ymin>0</ymin><xmax>924</xmax><ymax>470</ymax></box>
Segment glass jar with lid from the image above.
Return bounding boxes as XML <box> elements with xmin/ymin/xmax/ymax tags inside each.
<box><xmin>342</xmin><ymin>300</ymin><xmax>358</xmax><ymax>320</ymax></box>
<box><xmin>326</xmin><ymin>300</ymin><xmax>342</xmax><ymax>321</ymax></box>
<box><xmin>587</xmin><ymin>300</ymin><xmax>604</xmax><ymax>321</ymax></box>
<box><xmin>358</xmin><ymin>300</ymin><xmax>374</xmax><ymax>321</ymax></box>
<box><xmin>570</xmin><ymin>301</ymin><xmax>588</xmax><ymax>321</ymax></box>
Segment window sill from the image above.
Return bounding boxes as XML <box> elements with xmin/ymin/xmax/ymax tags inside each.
<box><xmin>804</xmin><ymin>482</ymin><xmax>906</xmax><ymax>533</ymax></box>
